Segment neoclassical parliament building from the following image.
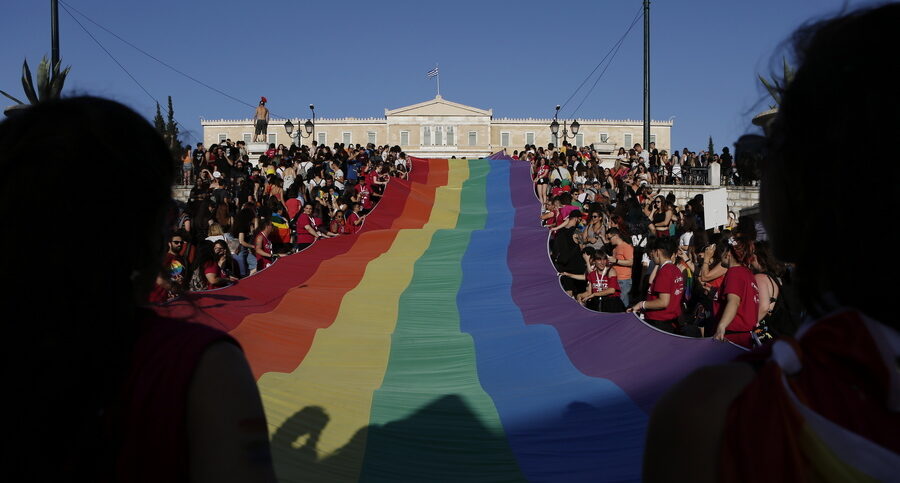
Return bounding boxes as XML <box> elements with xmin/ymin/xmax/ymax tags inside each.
<box><xmin>201</xmin><ymin>95</ymin><xmax>673</xmax><ymax>160</ymax></box>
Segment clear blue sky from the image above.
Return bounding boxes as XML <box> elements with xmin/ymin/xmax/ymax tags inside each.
<box><xmin>1</xmin><ymin>0</ymin><xmax>882</xmax><ymax>151</ymax></box>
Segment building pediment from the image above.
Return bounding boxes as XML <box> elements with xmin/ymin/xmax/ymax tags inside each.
<box><xmin>385</xmin><ymin>95</ymin><xmax>492</xmax><ymax>117</ymax></box>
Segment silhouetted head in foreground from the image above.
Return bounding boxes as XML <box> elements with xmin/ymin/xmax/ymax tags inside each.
<box><xmin>0</xmin><ymin>96</ymin><xmax>175</xmax><ymax>476</ymax></box>
<box><xmin>762</xmin><ymin>3</ymin><xmax>900</xmax><ymax>329</ymax></box>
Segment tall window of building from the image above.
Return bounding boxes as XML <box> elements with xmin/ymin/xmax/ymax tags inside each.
<box><xmin>624</xmin><ymin>133</ymin><xmax>633</xmax><ymax>148</ymax></box>
<box><xmin>317</xmin><ymin>132</ymin><xmax>326</xmax><ymax>146</ymax></box>
<box><xmin>243</xmin><ymin>133</ymin><xmax>252</xmax><ymax>144</ymax></box>
<box><xmin>650</xmin><ymin>134</ymin><xmax>657</xmax><ymax>145</ymax></box>
<box><xmin>342</xmin><ymin>132</ymin><xmax>352</xmax><ymax>145</ymax></box>
<box><xmin>600</xmin><ymin>133</ymin><xmax>609</xmax><ymax>143</ymax></box>
<box><xmin>468</xmin><ymin>131</ymin><xmax>477</xmax><ymax>146</ymax></box>
<box><xmin>400</xmin><ymin>131</ymin><xmax>409</xmax><ymax>146</ymax></box>
<box><xmin>447</xmin><ymin>126</ymin><xmax>455</xmax><ymax>145</ymax></box>
<box><xmin>525</xmin><ymin>132</ymin><xmax>535</xmax><ymax>146</ymax></box>
<box><xmin>575</xmin><ymin>133</ymin><xmax>584</xmax><ymax>147</ymax></box>
<box><xmin>435</xmin><ymin>126</ymin><xmax>443</xmax><ymax>145</ymax></box>
<box><xmin>368</xmin><ymin>131</ymin><xmax>376</xmax><ymax>145</ymax></box>
<box><xmin>423</xmin><ymin>126</ymin><xmax>431</xmax><ymax>146</ymax></box>
<box><xmin>550</xmin><ymin>133</ymin><xmax>558</xmax><ymax>147</ymax></box>
<box><xmin>218</xmin><ymin>133</ymin><xmax>227</xmax><ymax>143</ymax></box>
<box><xmin>501</xmin><ymin>132</ymin><xmax>510</xmax><ymax>147</ymax></box>
<box><xmin>267</xmin><ymin>133</ymin><xmax>277</xmax><ymax>145</ymax></box>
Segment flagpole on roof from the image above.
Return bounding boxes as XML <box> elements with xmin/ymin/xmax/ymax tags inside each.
<box><xmin>426</xmin><ymin>65</ymin><xmax>440</xmax><ymax>97</ymax></box>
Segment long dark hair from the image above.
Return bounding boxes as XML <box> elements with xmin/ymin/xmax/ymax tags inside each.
<box><xmin>0</xmin><ymin>97</ymin><xmax>175</xmax><ymax>477</ymax></box>
<box><xmin>189</xmin><ymin>240</ymin><xmax>217</xmax><ymax>284</ymax></box>
<box><xmin>231</xmin><ymin>207</ymin><xmax>255</xmax><ymax>237</ymax></box>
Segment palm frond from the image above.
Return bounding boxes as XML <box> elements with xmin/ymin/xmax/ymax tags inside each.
<box><xmin>0</xmin><ymin>89</ymin><xmax>26</xmax><ymax>104</ymax></box>
<box><xmin>36</xmin><ymin>56</ymin><xmax>51</xmax><ymax>102</ymax></box>
<box><xmin>21</xmin><ymin>60</ymin><xmax>38</xmax><ymax>104</ymax></box>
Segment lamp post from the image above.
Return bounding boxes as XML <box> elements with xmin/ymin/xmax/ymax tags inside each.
<box><xmin>284</xmin><ymin>118</ymin><xmax>314</xmax><ymax>147</ymax></box>
<box><xmin>309</xmin><ymin>104</ymin><xmax>316</xmax><ymax>147</ymax></box>
<box><xmin>549</xmin><ymin>105</ymin><xmax>580</xmax><ymax>148</ymax></box>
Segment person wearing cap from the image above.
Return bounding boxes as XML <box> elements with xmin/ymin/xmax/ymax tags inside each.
<box><xmin>254</xmin><ymin>97</ymin><xmax>269</xmax><ymax>142</ymax></box>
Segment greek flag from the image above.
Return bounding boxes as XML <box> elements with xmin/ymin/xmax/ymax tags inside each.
<box><xmin>426</xmin><ymin>67</ymin><xmax>439</xmax><ymax>79</ymax></box>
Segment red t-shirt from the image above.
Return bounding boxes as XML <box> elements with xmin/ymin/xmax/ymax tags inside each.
<box><xmin>645</xmin><ymin>262</ymin><xmax>684</xmax><ymax>321</ymax></box>
<box><xmin>587</xmin><ymin>268</ymin><xmax>621</xmax><ymax>297</ymax></box>
<box><xmin>356</xmin><ymin>184</ymin><xmax>373</xmax><ymax>209</ymax></box>
<box><xmin>285</xmin><ymin>198</ymin><xmax>301</xmax><ymax>221</ymax></box>
<box><xmin>347</xmin><ymin>213</ymin><xmax>362</xmax><ymax>234</ymax></box>
<box><xmin>365</xmin><ymin>171</ymin><xmax>378</xmax><ymax>190</ymax></box>
<box><xmin>148</xmin><ymin>253</ymin><xmax>185</xmax><ymax>303</ymax></box>
<box><xmin>296</xmin><ymin>214</ymin><xmax>316</xmax><ymax>243</ymax></box>
<box><xmin>255</xmin><ymin>232</ymin><xmax>273</xmax><ymax>269</ymax></box>
<box><xmin>202</xmin><ymin>261</ymin><xmax>227</xmax><ymax>289</ymax></box>
<box><xmin>713</xmin><ymin>265</ymin><xmax>760</xmax><ymax>347</ymax></box>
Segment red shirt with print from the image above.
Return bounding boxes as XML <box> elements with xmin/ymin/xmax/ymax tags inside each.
<box><xmin>587</xmin><ymin>269</ymin><xmax>621</xmax><ymax>297</ymax></box>
<box><xmin>713</xmin><ymin>265</ymin><xmax>760</xmax><ymax>347</ymax></box>
<box><xmin>645</xmin><ymin>262</ymin><xmax>684</xmax><ymax>321</ymax></box>
<box><xmin>355</xmin><ymin>183</ymin><xmax>373</xmax><ymax>210</ymax></box>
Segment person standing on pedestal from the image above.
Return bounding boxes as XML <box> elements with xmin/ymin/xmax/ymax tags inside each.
<box><xmin>254</xmin><ymin>97</ymin><xmax>269</xmax><ymax>142</ymax></box>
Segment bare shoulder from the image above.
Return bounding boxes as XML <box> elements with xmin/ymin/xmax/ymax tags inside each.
<box><xmin>188</xmin><ymin>341</ymin><xmax>276</xmax><ymax>483</ymax></box>
<box><xmin>643</xmin><ymin>362</ymin><xmax>756</xmax><ymax>483</ymax></box>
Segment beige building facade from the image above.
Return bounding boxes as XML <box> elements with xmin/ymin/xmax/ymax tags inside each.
<box><xmin>201</xmin><ymin>95</ymin><xmax>673</xmax><ymax>159</ymax></box>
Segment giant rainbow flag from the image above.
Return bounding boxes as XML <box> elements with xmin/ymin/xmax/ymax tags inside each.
<box><xmin>167</xmin><ymin>156</ymin><xmax>742</xmax><ymax>482</ymax></box>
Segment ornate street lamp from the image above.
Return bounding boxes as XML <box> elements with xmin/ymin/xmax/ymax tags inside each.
<box><xmin>284</xmin><ymin>104</ymin><xmax>317</xmax><ymax>147</ymax></box>
<box><xmin>284</xmin><ymin>118</ymin><xmax>315</xmax><ymax>147</ymax></box>
<box><xmin>550</xmin><ymin>105</ymin><xmax>580</xmax><ymax>147</ymax></box>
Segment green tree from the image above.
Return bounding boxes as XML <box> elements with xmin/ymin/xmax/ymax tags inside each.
<box><xmin>164</xmin><ymin>96</ymin><xmax>182</xmax><ymax>160</ymax></box>
<box><xmin>708</xmin><ymin>136</ymin><xmax>715</xmax><ymax>156</ymax></box>
<box><xmin>165</xmin><ymin>96</ymin><xmax>178</xmax><ymax>147</ymax></box>
<box><xmin>153</xmin><ymin>102</ymin><xmax>165</xmax><ymax>136</ymax></box>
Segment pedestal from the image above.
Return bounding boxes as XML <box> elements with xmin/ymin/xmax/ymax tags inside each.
<box><xmin>708</xmin><ymin>162</ymin><xmax>721</xmax><ymax>187</ymax></box>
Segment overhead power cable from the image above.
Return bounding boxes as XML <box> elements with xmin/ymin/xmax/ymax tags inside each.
<box><xmin>59</xmin><ymin>3</ymin><xmax>198</xmax><ymax>143</ymax></box>
<box><xmin>59</xmin><ymin>0</ymin><xmax>288</xmax><ymax>119</ymax></box>
<box><xmin>558</xmin><ymin>5</ymin><xmax>644</xmax><ymax>118</ymax></box>
<box><xmin>570</xmin><ymin>16</ymin><xmax>638</xmax><ymax>118</ymax></box>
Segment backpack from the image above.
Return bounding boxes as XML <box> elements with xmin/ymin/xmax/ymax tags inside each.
<box><xmin>752</xmin><ymin>273</ymin><xmax>803</xmax><ymax>346</ymax></box>
<box><xmin>189</xmin><ymin>266</ymin><xmax>208</xmax><ymax>292</ymax></box>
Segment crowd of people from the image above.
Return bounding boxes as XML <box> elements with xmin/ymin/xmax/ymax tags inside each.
<box><xmin>165</xmin><ymin>134</ymin><xmax>793</xmax><ymax>349</ymax></box>
<box><xmin>151</xmin><ymin>140</ymin><xmax>409</xmax><ymax>303</ymax></box>
<box><xmin>4</xmin><ymin>4</ymin><xmax>894</xmax><ymax>480</ymax></box>
<box><xmin>519</xmin><ymin>140</ymin><xmax>741</xmax><ymax>191</ymax></box>
<box><xmin>531</xmin><ymin>141</ymin><xmax>800</xmax><ymax>349</ymax></box>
